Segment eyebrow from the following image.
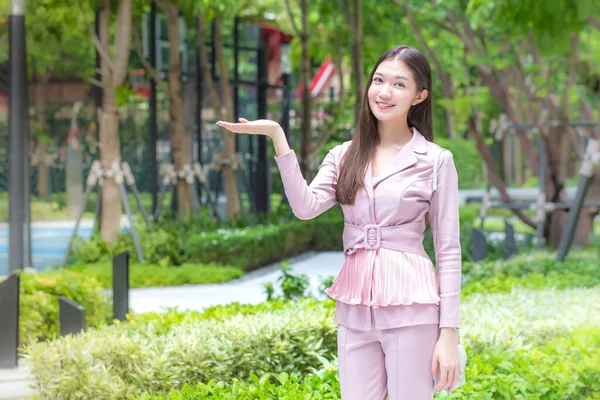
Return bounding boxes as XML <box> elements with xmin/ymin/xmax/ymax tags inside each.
<box><xmin>374</xmin><ymin>72</ymin><xmax>409</xmax><ymax>81</ymax></box>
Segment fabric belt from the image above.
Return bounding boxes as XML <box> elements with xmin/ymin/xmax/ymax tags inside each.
<box><xmin>342</xmin><ymin>221</ymin><xmax>428</xmax><ymax>258</ymax></box>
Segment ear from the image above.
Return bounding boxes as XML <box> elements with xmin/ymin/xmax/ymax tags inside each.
<box><xmin>414</xmin><ymin>89</ymin><xmax>429</xmax><ymax>105</ymax></box>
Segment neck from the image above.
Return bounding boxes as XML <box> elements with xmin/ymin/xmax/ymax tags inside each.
<box><xmin>377</xmin><ymin>117</ymin><xmax>413</xmax><ymax>147</ymax></box>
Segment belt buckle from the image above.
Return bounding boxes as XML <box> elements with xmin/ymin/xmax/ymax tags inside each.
<box><xmin>363</xmin><ymin>224</ymin><xmax>381</xmax><ymax>250</ymax></box>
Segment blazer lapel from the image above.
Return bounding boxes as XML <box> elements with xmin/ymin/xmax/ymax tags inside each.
<box><xmin>373</xmin><ymin>128</ymin><xmax>427</xmax><ymax>184</ymax></box>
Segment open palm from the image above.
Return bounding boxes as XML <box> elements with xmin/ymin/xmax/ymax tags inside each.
<box><xmin>217</xmin><ymin>118</ymin><xmax>281</xmax><ymax>137</ymax></box>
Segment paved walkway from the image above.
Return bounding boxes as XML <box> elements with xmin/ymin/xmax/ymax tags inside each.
<box><xmin>0</xmin><ymin>251</ymin><xmax>346</xmax><ymax>399</ymax></box>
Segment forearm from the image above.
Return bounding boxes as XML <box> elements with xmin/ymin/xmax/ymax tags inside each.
<box><xmin>270</xmin><ymin>126</ymin><xmax>292</xmax><ymax>157</ymax></box>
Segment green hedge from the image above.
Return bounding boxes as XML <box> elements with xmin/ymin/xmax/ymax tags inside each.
<box><xmin>142</xmin><ymin>326</ymin><xmax>600</xmax><ymax>400</ymax></box>
<box><xmin>184</xmin><ymin>210</ymin><xmax>344</xmax><ymax>271</ymax></box>
<box><xmin>67</xmin><ymin>261</ymin><xmax>245</xmax><ymax>289</ymax></box>
<box><xmin>18</xmin><ymin>270</ymin><xmax>112</xmax><ymax>348</ymax></box>
<box><xmin>435</xmin><ymin>138</ymin><xmax>485</xmax><ymax>190</ymax></box>
<box><xmin>24</xmin><ymin>300</ymin><xmax>337</xmax><ymax>399</ymax></box>
<box><xmin>67</xmin><ymin>200</ymin><xmax>542</xmax><ymax>273</ymax></box>
<box><xmin>23</xmin><ymin>262</ymin><xmax>600</xmax><ymax>399</ymax></box>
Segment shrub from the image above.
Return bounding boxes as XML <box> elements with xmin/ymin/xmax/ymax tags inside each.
<box><xmin>120</xmin><ymin>298</ymin><xmax>332</xmax><ymax>337</ymax></box>
<box><xmin>67</xmin><ymin>261</ymin><xmax>245</xmax><ymax>289</ymax></box>
<box><xmin>24</xmin><ymin>301</ymin><xmax>336</xmax><ymax>399</ymax></box>
<box><xmin>185</xmin><ymin>221</ymin><xmax>315</xmax><ymax>271</ymax></box>
<box><xmin>461</xmin><ymin>249</ymin><xmax>598</xmax><ymax>285</ymax></box>
<box><xmin>23</xmin><ymin>285</ymin><xmax>599</xmax><ymax>399</ymax></box>
<box><xmin>142</xmin><ymin>326</ymin><xmax>600</xmax><ymax>399</ymax></box>
<box><xmin>435</xmin><ymin>138</ymin><xmax>484</xmax><ymax>190</ymax></box>
<box><xmin>18</xmin><ymin>269</ymin><xmax>112</xmax><ymax>348</ymax></box>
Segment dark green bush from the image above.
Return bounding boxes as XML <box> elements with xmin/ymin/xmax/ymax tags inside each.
<box><xmin>67</xmin><ymin>261</ymin><xmax>245</xmax><ymax>288</ymax></box>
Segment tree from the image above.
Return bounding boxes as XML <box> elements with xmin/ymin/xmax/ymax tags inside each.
<box><xmin>133</xmin><ymin>0</ymin><xmax>195</xmax><ymax>217</ymax></box>
<box><xmin>395</xmin><ymin>0</ymin><xmax>600</xmax><ymax>247</ymax></box>
<box><xmin>75</xmin><ymin>0</ymin><xmax>133</xmax><ymax>243</ymax></box>
<box><xmin>284</xmin><ymin>0</ymin><xmax>313</xmax><ymax>179</ymax></box>
<box><xmin>342</xmin><ymin>0</ymin><xmax>364</xmax><ymax>125</ymax></box>
<box><xmin>0</xmin><ymin>1</ymin><xmax>95</xmax><ymax>199</ymax></box>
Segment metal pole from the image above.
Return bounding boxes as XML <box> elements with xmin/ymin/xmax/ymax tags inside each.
<box><xmin>256</xmin><ymin>30</ymin><xmax>269</xmax><ymax>214</ymax></box>
<box><xmin>149</xmin><ymin>1</ymin><xmax>158</xmax><ymax>215</ymax></box>
<box><xmin>536</xmin><ymin>137</ymin><xmax>547</xmax><ymax>250</ymax></box>
<box><xmin>8</xmin><ymin>0</ymin><xmax>27</xmax><ymax>274</ymax></box>
<box><xmin>279</xmin><ymin>40</ymin><xmax>292</xmax><ymax>210</ymax></box>
<box><xmin>195</xmin><ymin>42</ymin><xmax>203</xmax><ymax>204</ymax></box>
<box><xmin>557</xmin><ymin>138</ymin><xmax>599</xmax><ymax>261</ymax></box>
<box><xmin>93</xmin><ymin>7</ymin><xmax>103</xmax><ymax>234</ymax></box>
<box><xmin>233</xmin><ymin>17</ymin><xmax>240</xmax><ymax>151</ymax></box>
<box><xmin>23</xmin><ymin>18</ymin><xmax>31</xmax><ymax>269</ymax></box>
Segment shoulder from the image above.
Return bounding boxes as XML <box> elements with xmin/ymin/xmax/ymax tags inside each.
<box><xmin>425</xmin><ymin>140</ymin><xmax>455</xmax><ymax>166</ymax></box>
<box><xmin>325</xmin><ymin>140</ymin><xmax>352</xmax><ymax>164</ymax></box>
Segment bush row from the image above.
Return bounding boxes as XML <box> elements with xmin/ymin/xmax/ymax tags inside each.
<box><xmin>23</xmin><ymin>278</ymin><xmax>600</xmax><ymax>399</ymax></box>
<box><xmin>16</xmin><ymin>247</ymin><xmax>596</xmax><ymax>350</ymax></box>
<box><xmin>141</xmin><ymin>326</ymin><xmax>600</xmax><ymax>400</ymax></box>
<box><xmin>67</xmin><ymin>261</ymin><xmax>245</xmax><ymax>289</ymax></box>
<box><xmin>67</xmin><ymin>201</ymin><xmax>542</xmax><ymax>273</ymax></box>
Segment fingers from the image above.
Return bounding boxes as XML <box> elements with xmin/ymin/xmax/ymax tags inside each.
<box><xmin>433</xmin><ymin>364</ymin><xmax>459</xmax><ymax>392</ymax></box>
<box><xmin>433</xmin><ymin>369</ymin><xmax>447</xmax><ymax>391</ymax></box>
<box><xmin>216</xmin><ymin>118</ymin><xmax>250</xmax><ymax>133</ymax></box>
<box><xmin>446</xmin><ymin>368</ymin><xmax>455</xmax><ymax>391</ymax></box>
<box><xmin>431</xmin><ymin>353</ymin><xmax>438</xmax><ymax>379</ymax></box>
<box><xmin>449</xmin><ymin>366</ymin><xmax>460</xmax><ymax>391</ymax></box>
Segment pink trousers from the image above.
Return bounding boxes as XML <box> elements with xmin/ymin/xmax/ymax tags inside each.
<box><xmin>337</xmin><ymin>321</ymin><xmax>438</xmax><ymax>400</ymax></box>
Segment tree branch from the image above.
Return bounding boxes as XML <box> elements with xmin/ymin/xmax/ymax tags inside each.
<box><xmin>400</xmin><ymin>2</ymin><xmax>454</xmax><ymax>96</ymax></box>
<box><xmin>467</xmin><ymin>115</ymin><xmax>536</xmax><ymax>228</ymax></box>
<box><xmin>132</xmin><ymin>28</ymin><xmax>168</xmax><ymax>94</ymax></box>
<box><xmin>197</xmin><ymin>12</ymin><xmax>223</xmax><ymax>119</ymax></box>
<box><xmin>284</xmin><ymin>0</ymin><xmax>302</xmax><ymax>38</ymax></box>
<box><xmin>111</xmin><ymin>0</ymin><xmax>133</xmax><ymax>86</ymax></box>
<box><xmin>87</xmin><ymin>77</ymin><xmax>106</xmax><ymax>89</ymax></box>
<box><xmin>587</xmin><ymin>17</ymin><xmax>600</xmax><ymax>31</ymax></box>
<box><xmin>213</xmin><ymin>14</ymin><xmax>234</xmax><ymax>118</ymax></box>
<box><xmin>77</xmin><ymin>0</ymin><xmax>114</xmax><ymax>73</ymax></box>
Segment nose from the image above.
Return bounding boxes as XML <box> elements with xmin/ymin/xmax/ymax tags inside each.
<box><xmin>378</xmin><ymin>83</ymin><xmax>392</xmax><ymax>98</ymax></box>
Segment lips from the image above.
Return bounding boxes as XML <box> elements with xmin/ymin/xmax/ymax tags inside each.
<box><xmin>376</xmin><ymin>102</ymin><xmax>394</xmax><ymax>110</ymax></box>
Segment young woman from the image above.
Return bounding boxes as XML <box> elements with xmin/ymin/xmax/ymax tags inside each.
<box><xmin>217</xmin><ymin>45</ymin><xmax>462</xmax><ymax>399</ymax></box>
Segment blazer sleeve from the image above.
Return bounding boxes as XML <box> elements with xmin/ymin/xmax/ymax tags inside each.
<box><xmin>274</xmin><ymin>148</ymin><xmax>338</xmax><ymax>220</ymax></box>
<box><xmin>428</xmin><ymin>150</ymin><xmax>462</xmax><ymax>329</ymax></box>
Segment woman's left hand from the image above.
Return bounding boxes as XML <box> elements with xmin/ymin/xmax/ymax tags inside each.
<box><xmin>431</xmin><ymin>330</ymin><xmax>461</xmax><ymax>392</ymax></box>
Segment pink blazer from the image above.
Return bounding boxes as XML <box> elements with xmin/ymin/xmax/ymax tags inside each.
<box><xmin>274</xmin><ymin>128</ymin><xmax>461</xmax><ymax>330</ymax></box>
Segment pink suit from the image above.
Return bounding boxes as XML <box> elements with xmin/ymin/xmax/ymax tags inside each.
<box><xmin>274</xmin><ymin>128</ymin><xmax>462</xmax><ymax>399</ymax></box>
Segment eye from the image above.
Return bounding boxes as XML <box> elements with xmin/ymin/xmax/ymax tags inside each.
<box><xmin>395</xmin><ymin>82</ymin><xmax>405</xmax><ymax>88</ymax></box>
<box><xmin>373</xmin><ymin>77</ymin><xmax>383</xmax><ymax>83</ymax></box>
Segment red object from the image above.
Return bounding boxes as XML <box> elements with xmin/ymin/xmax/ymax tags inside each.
<box><xmin>259</xmin><ymin>23</ymin><xmax>294</xmax><ymax>89</ymax></box>
<box><xmin>135</xmin><ymin>87</ymin><xmax>151</xmax><ymax>99</ymax></box>
<box><xmin>0</xmin><ymin>92</ymin><xmax>7</xmax><ymax>110</ymax></box>
<box><xmin>296</xmin><ymin>57</ymin><xmax>336</xmax><ymax>100</ymax></box>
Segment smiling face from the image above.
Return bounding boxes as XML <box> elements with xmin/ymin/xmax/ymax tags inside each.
<box><xmin>367</xmin><ymin>58</ymin><xmax>428</xmax><ymax>124</ymax></box>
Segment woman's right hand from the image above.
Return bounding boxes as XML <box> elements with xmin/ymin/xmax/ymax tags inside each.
<box><xmin>217</xmin><ymin>118</ymin><xmax>282</xmax><ymax>138</ymax></box>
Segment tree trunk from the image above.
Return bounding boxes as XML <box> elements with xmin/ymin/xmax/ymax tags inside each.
<box><xmin>351</xmin><ymin>0</ymin><xmax>364</xmax><ymax>124</ymax></box>
<box><xmin>196</xmin><ymin>13</ymin><xmax>240</xmax><ymax>217</ymax></box>
<box><xmin>514</xmin><ymin>134</ymin><xmax>522</xmax><ymax>185</ymax></box>
<box><xmin>99</xmin><ymin>95</ymin><xmax>122</xmax><ymax>243</ymax></box>
<box><xmin>163</xmin><ymin>2</ymin><xmax>193</xmax><ymax>217</ymax></box>
<box><xmin>35</xmin><ymin>74</ymin><xmax>49</xmax><ymax>199</ymax></box>
<box><xmin>213</xmin><ymin>15</ymin><xmax>240</xmax><ymax>217</ymax></box>
<box><xmin>98</xmin><ymin>0</ymin><xmax>132</xmax><ymax>243</ymax></box>
<box><xmin>502</xmin><ymin>134</ymin><xmax>511</xmax><ymax>184</ymax></box>
<box><xmin>299</xmin><ymin>0</ymin><xmax>312</xmax><ymax>179</ymax></box>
